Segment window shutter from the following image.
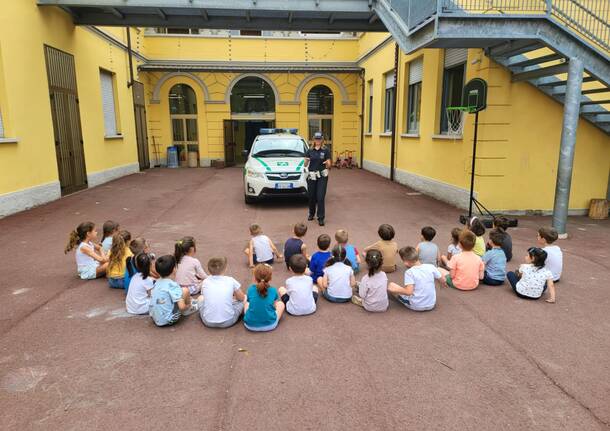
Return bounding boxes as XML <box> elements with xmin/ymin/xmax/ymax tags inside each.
<box><xmin>408</xmin><ymin>58</ymin><xmax>423</xmax><ymax>84</ymax></box>
<box><xmin>100</xmin><ymin>71</ymin><xmax>117</xmax><ymax>136</ymax></box>
<box><xmin>444</xmin><ymin>48</ymin><xmax>468</xmax><ymax>68</ymax></box>
<box><xmin>0</xmin><ymin>108</ymin><xmax>4</xmax><ymax>138</ymax></box>
<box><xmin>385</xmin><ymin>71</ymin><xmax>395</xmax><ymax>89</ymax></box>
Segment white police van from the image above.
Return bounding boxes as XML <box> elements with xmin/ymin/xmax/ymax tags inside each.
<box><xmin>243</xmin><ymin>128</ymin><xmax>309</xmax><ymax>204</ymax></box>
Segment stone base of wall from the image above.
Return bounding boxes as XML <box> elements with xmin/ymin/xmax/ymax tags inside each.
<box><xmin>87</xmin><ymin>163</ymin><xmax>140</xmax><ymax>188</ymax></box>
<box><xmin>0</xmin><ymin>181</ymin><xmax>61</xmax><ymax>218</ymax></box>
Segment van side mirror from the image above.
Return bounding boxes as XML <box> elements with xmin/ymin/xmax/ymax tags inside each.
<box><xmin>242</xmin><ymin>150</ymin><xmax>249</xmax><ymax>158</ymax></box>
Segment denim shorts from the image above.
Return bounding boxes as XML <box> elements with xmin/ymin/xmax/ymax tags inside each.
<box><xmin>322</xmin><ymin>290</ymin><xmax>351</xmax><ymax>303</ymax></box>
<box><xmin>397</xmin><ymin>295</ymin><xmax>435</xmax><ymax>311</ymax></box>
<box><xmin>108</xmin><ymin>277</ymin><xmax>125</xmax><ymax>289</ymax></box>
<box><xmin>244</xmin><ymin>316</ymin><xmax>279</xmax><ymax>332</ymax></box>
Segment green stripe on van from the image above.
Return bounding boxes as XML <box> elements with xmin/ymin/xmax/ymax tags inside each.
<box><xmin>296</xmin><ymin>159</ymin><xmax>304</xmax><ymax>171</ymax></box>
<box><xmin>253</xmin><ymin>157</ymin><xmax>271</xmax><ymax>171</ymax></box>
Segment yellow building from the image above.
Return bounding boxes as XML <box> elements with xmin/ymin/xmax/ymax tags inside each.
<box><xmin>0</xmin><ymin>1</ymin><xmax>608</xmax><ymax>220</ymax></box>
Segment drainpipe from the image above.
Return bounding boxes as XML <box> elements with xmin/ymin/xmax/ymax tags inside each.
<box><xmin>359</xmin><ymin>70</ymin><xmax>365</xmax><ymax>169</ymax></box>
<box><xmin>552</xmin><ymin>57</ymin><xmax>583</xmax><ymax>236</ymax></box>
<box><xmin>389</xmin><ymin>42</ymin><xmax>399</xmax><ymax>182</ymax></box>
<box><xmin>126</xmin><ymin>27</ymin><xmax>134</xmax><ymax>87</ymax></box>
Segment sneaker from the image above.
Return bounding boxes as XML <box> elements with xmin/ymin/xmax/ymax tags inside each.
<box><xmin>351</xmin><ymin>296</ymin><xmax>364</xmax><ymax>307</ymax></box>
<box><xmin>307</xmin><ymin>215</ymin><xmax>314</xmax><ymax>221</ymax></box>
<box><xmin>183</xmin><ymin>298</ymin><xmax>201</xmax><ymax>316</ymax></box>
<box><xmin>318</xmin><ymin>219</ymin><xmax>325</xmax><ymax>226</ymax></box>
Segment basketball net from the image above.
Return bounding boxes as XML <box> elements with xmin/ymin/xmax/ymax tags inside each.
<box><xmin>445</xmin><ymin>108</ymin><xmax>466</xmax><ymax>136</ymax></box>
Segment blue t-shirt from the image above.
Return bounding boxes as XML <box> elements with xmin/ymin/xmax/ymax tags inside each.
<box><xmin>482</xmin><ymin>247</ymin><xmax>507</xmax><ymax>281</ymax></box>
<box><xmin>123</xmin><ymin>257</ymin><xmax>137</xmax><ymax>292</ymax></box>
<box><xmin>244</xmin><ymin>285</ymin><xmax>279</xmax><ymax>327</ymax></box>
<box><xmin>344</xmin><ymin>244</ymin><xmax>359</xmax><ymax>273</ymax></box>
<box><xmin>309</xmin><ymin>251</ymin><xmax>331</xmax><ymax>283</ymax></box>
<box><xmin>149</xmin><ymin>278</ymin><xmax>183</xmax><ymax>326</ymax></box>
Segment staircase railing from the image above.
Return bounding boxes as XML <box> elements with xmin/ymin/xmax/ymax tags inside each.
<box><xmin>437</xmin><ymin>0</ymin><xmax>609</xmax><ymax>53</ymax></box>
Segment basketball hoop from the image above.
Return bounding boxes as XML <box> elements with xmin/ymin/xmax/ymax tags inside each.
<box><xmin>445</xmin><ymin>106</ymin><xmax>469</xmax><ymax>136</ymax></box>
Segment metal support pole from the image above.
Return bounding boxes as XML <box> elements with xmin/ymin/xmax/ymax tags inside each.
<box><xmin>359</xmin><ymin>70</ymin><xmax>365</xmax><ymax>169</ymax></box>
<box><xmin>468</xmin><ymin>111</ymin><xmax>479</xmax><ymax>219</ymax></box>
<box><xmin>552</xmin><ymin>57</ymin><xmax>583</xmax><ymax>235</ymax></box>
<box><xmin>389</xmin><ymin>42</ymin><xmax>399</xmax><ymax>182</ymax></box>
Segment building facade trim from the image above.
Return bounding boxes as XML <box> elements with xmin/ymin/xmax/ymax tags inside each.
<box><xmin>150</xmin><ymin>71</ymin><xmax>211</xmax><ymax>104</ymax></box>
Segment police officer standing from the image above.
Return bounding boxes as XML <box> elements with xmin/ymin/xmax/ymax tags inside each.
<box><xmin>304</xmin><ymin>132</ymin><xmax>331</xmax><ymax>226</ymax></box>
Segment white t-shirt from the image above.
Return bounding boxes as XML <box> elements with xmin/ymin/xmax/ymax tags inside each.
<box><xmin>285</xmin><ymin>275</ymin><xmax>316</xmax><ymax>315</ymax></box>
<box><xmin>201</xmin><ymin>275</ymin><xmax>241</xmax><ymax>323</ymax></box>
<box><xmin>543</xmin><ymin>245</ymin><xmax>562</xmax><ymax>281</ymax></box>
<box><xmin>76</xmin><ymin>241</ymin><xmax>97</xmax><ymax>269</ymax></box>
<box><xmin>126</xmin><ymin>273</ymin><xmax>155</xmax><ymax>315</ymax></box>
<box><xmin>516</xmin><ymin>264</ymin><xmax>553</xmax><ymax>298</ymax></box>
<box><xmin>448</xmin><ymin>243</ymin><xmax>462</xmax><ymax>256</ymax></box>
<box><xmin>324</xmin><ymin>262</ymin><xmax>354</xmax><ymax>299</ymax></box>
<box><xmin>401</xmin><ymin>264</ymin><xmax>441</xmax><ymax>310</ymax></box>
<box><xmin>252</xmin><ymin>234</ymin><xmax>274</xmax><ymax>262</ymax></box>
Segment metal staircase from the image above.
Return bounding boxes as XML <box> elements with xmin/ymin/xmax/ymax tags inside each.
<box><xmin>374</xmin><ymin>0</ymin><xmax>610</xmax><ymax>134</ymax></box>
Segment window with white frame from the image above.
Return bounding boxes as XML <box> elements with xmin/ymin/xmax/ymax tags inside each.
<box><xmin>406</xmin><ymin>58</ymin><xmax>423</xmax><ymax>134</ymax></box>
<box><xmin>100</xmin><ymin>70</ymin><xmax>120</xmax><ymax>137</ymax></box>
<box><xmin>440</xmin><ymin>48</ymin><xmax>467</xmax><ymax>134</ymax></box>
<box><xmin>367</xmin><ymin>80</ymin><xmax>373</xmax><ymax>133</ymax></box>
<box><xmin>383</xmin><ymin>71</ymin><xmax>396</xmax><ymax>133</ymax></box>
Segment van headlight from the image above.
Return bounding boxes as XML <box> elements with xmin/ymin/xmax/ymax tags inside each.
<box><xmin>246</xmin><ymin>168</ymin><xmax>265</xmax><ymax>179</ymax></box>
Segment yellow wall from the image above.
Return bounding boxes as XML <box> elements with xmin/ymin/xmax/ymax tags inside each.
<box><xmin>361</xmin><ymin>41</ymin><xmax>610</xmax><ymax>212</ymax></box>
<box><xmin>142</xmin><ymin>70</ymin><xmax>361</xmax><ymax>164</ymax></box>
<box><xmin>0</xmin><ymin>1</ymin><xmax>140</xmax><ymax>196</ymax></box>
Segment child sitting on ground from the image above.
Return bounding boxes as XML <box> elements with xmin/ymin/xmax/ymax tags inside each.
<box><xmin>244</xmin><ymin>264</ymin><xmax>285</xmax><ymax>332</ymax></box>
<box><xmin>363</xmin><ymin>224</ymin><xmax>398</xmax><ymax>273</ymax></box>
<box><xmin>245</xmin><ymin>224</ymin><xmax>282</xmax><ymax>267</ymax></box>
<box><xmin>443</xmin><ymin>230</ymin><xmax>485</xmax><ymax>291</ymax></box>
<box><xmin>416</xmin><ymin>226</ymin><xmax>441</xmax><ymax>266</ymax></box>
<box><xmin>318</xmin><ymin>245</ymin><xmax>356</xmax><ymax>303</ymax></box>
<box><xmin>493</xmin><ymin>216</ymin><xmax>513</xmax><ymax>261</ymax></box>
<box><xmin>199</xmin><ymin>257</ymin><xmax>245</xmax><ymax>328</ymax></box>
<box><xmin>481</xmin><ymin>230</ymin><xmax>507</xmax><ymax>285</ymax></box>
<box><xmin>284</xmin><ymin>222</ymin><xmax>309</xmax><ymax>269</ymax></box>
<box><xmin>507</xmin><ymin>247</ymin><xmax>556</xmax><ymax>303</ymax></box>
<box><xmin>441</xmin><ymin>227</ymin><xmax>462</xmax><ymax>268</ymax></box>
<box><xmin>537</xmin><ymin>227</ymin><xmax>562</xmax><ymax>282</ymax></box>
<box><xmin>107</xmin><ymin>230</ymin><xmax>133</xmax><ymax>289</ymax></box>
<box><xmin>467</xmin><ymin>217</ymin><xmax>486</xmax><ymax>257</ymax></box>
<box><xmin>126</xmin><ymin>253</ymin><xmax>156</xmax><ymax>315</ymax></box>
<box><xmin>149</xmin><ymin>255</ymin><xmax>201</xmax><ymax>327</ymax></box>
<box><xmin>335</xmin><ymin>229</ymin><xmax>361</xmax><ymax>273</ymax></box>
<box><xmin>388</xmin><ymin>246</ymin><xmax>441</xmax><ymax>311</ymax></box>
<box><xmin>65</xmin><ymin>221</ymin><xmax>108</xmax><ymax>279</ymax></box>
<box><xmin>124</xmin><ymin>237</ymin><xmax>158</xmax><ymax>291</ymax></box>
<box><xmin>101</xmin><ymin>220</ymin><xmax>119</xmax><ymax>254</ymax></box>
<box><xmin>279</xmin><ymin>254</ymin><xmax>318</xmax><ymax>316</ymax></box>
<box><xmin>309</xmin><ymin>234</ymin><xmax>332</xmax><ymax>284</ymax></box>
<box><xmin>351</xmin><ymin>250</ymin><xmax>388</xmax><ymax>312</ymax></box>
<box><xmin>175</xmin><ymin>236</ymin><xmax>208</xmax><ymax>295</ymax></box>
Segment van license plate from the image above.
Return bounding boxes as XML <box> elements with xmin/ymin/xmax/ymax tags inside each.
<box><xmin>275</xmin><ymin>183</ymin><xmax>294</xmax><ymax>189</ymax></box>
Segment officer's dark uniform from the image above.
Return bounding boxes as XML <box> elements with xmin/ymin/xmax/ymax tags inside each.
<box><xmin>305</xmin><ymin>145</ymin><xmax>330</xmax><ymax>223</ymax></box>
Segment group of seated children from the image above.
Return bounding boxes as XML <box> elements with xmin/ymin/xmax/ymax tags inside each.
<box><xmin>65</xmin><ymin>215</ymin><xmax>562</xmax><ymax>332</ymax></box>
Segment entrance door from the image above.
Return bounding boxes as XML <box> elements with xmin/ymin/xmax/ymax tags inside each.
<box><xmin>224</xmin><ymin>120</ymin><xmax>237</xmax><ymax>167</ymax></box>
<box><xmin>44</xmin><ymin>45</ymin><xmax>87</xmax><ymax>195</ymax></box>
<box><xmin>132</xmin><ymin>81</ymin><xmax>150</xmax><ymax>170</ymax></box>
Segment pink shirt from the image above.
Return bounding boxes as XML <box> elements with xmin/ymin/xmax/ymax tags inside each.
<box><xmin>175</xmin><ymin>255</ymin><xmax>208</xmax><ymax>293</ymax></box>
<box><xmin>448</xmin><ymin>251</ymin><xmax>484</xmax><ymax>291</ymax></box>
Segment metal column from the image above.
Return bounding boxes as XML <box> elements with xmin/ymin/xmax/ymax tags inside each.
<box><xmin>552</xmin><ymin>57</ymin><xmax>583</xmax><ymax>235</ymax></box>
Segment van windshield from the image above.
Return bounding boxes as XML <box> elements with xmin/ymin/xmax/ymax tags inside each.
<box><xmin>251</xmin><ymin>138</ymin><xmax>308</xmax><ymax>157</ymax></box>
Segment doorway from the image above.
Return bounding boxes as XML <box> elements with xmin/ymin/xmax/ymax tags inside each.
<box><xmin>132</xmin><ymin>81</ymin><xmax>150</xmax><ymax>170</ymax></box>
<box><xmin>44</xmin><ymin>45</ymin><xmax>88</xmax><ymax>195</ymax></box>
<box><xmin>224</xmin><ymin>120</ymin><xmax>274</xmax><ymax>166</ymax></box>
<box><xmin>169</xmin><ymin>84</ymin><xmax>199</xmax><ymax>167</ymax></box>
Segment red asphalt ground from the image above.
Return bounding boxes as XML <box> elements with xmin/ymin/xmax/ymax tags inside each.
<box><xmin>0</xmin><ymin>167</ymin><xmax>609</xmax><ymax>430</ymax></box>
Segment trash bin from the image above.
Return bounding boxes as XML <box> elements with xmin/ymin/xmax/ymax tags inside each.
<box><xmin>166</xmin><ymin>146</ymin><xmax>179</xmax><ymax>168</ymax></box>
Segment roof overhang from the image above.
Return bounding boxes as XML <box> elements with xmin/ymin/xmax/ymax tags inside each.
<box><xmin>37</xmin><ymin>0</ymin><xmax>386</xmax><ymax>31</ymax></box>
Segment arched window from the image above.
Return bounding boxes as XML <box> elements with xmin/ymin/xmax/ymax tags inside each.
<box><xmin>307</xmin><ymin>85</ymin><xmax>334</xmax><ymax>115</ymax></box>
<box><xmin>230</xmin><ymin>77</ymin><xmax>275</xmax><ymax>114</ymax></box>
<box><xmin>169</xmin><ymin>84</ymin><xmax>197</xmax><ymax>115</ymax></box>
<box><xmin>307</xmin><ymin>85</ymin><xmax>333</xmax><ymax>148</ymax></box>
